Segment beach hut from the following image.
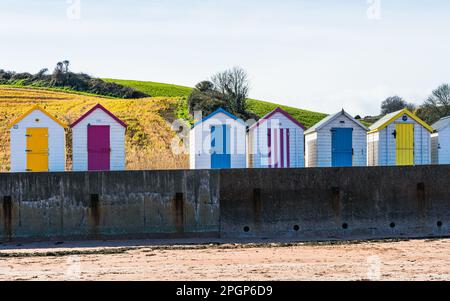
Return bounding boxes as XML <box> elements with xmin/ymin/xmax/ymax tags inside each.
<box><xmin>71</xmin><ymin>104</ymin><xmax>127</xmax><ymax>171</ymax></box>
<box><xmin>247</xmin><ymin>108</ymin><xmax>305</xmax><ymax>168</ymax></box>
<box><xmin>304</xmin><ymin>109</ymin><xmax>368</xmax><ymax>167</ymax></box>
<box><xmin>189</xmin><ymin>108</ymin><xmax>246</xmax><ymax>169</ymax></box>
<box><xmin>431</xmin><ymin>116</ymin><xmax>450</xmax><ymax>164</ymax></box>
<box><xmin>367</xmin><ymin>109</ymin><xmax>433</xmax><ymax>166</ymax></box>
<box><xmin>9</xmin><ymin>105</ymin><xmax>67</xmax><ymax>172</ymax></box>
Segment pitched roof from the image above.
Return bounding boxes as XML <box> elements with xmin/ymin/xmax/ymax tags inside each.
<box><xmin>192</xmin><ymin>108</ymin><xmax>245</xmax><ymax>128</ymax></box>
<box><xmin>70</xmin><ymin>104</ymin><xmax>127</xmax><ymax>128</ymax></box>
<box><xmin>248</xmin><ymin>107</ymin><xmax>306</xmax><ymax>131</ymax></box>
<box><xmin>304</xmin><ymin>109</ymin><xmax>368</xmax><ymax>134</ymax></box>
<box><xmin>432</xmin><ymin>116</ymin><xmax>450</xmax><ymax>131</ymax></box>
<box><xmin>9</xmin><ymin>105</ymin><xmax>68</xmax><ymax>129</ymax></box>
<box><xmin>368</xmin><ymin>109</ymin><xmax>433</xmax><ymax>133</ymax></box>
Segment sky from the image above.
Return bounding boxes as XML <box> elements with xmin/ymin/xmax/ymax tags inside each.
<box><xmin>1</xmin><ymin>0</ymin><xmax>450</xmax><ymax>116</ymax></box>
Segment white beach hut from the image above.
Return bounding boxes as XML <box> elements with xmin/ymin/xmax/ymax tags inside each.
<box><xmin>9</xmin><ymin>105</ymin><xmax>67</xmax><ymax>172</ymax></box>
<box><xmin>367</xmin><ymin>109</ymin><xmax>433</xmax><ymax>166</ymax></box>
<box><xmin>247</xmin><ymin>107</ymin><xmax>305</xmax><ymax>168</ymax></box>
<box><xmin>189</xmin><ymin>108</ymin><xmax>246</xmax><ymax>169</ymax></box>
<box><xmin>70</xmin><ymin>104</ymin><xmax>127</xmax><ymax>171</ymax></box>
<box><xmin>304</xmin><ymin>110</ymin><xmax>368</xmax><ymax>167</ymax></box>
<box><xmin>431</xmin><ymin>116</ymin><xmax>450</xmax><ymax>164</ymax></box>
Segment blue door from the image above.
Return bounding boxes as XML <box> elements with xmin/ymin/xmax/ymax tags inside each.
<box><xmin>331</xmin><ymin>128</ymin><xmax>353</xmax><ymax>167</ymax></box>
<box><xmin>211</xmin><ymin>125</ymin><xmax>231</xmax><ymax>169</ymax></box>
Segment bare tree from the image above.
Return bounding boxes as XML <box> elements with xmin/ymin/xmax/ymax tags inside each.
<box><xmin>381</xmin><ymin>96</ymin><xmax>415</xmax><ymax>115</ymax></box>
<box><xmin>211</xmin><ymin>66</ymin><xmax>250</xmax><ymax>114</ymax></box>
<box><xmin>417</xmin><ymin>84</ymin><xmax>450</xmax><ymax>124</ymax></box>
<box><xmin>63</xmin><ymin>60</ymin><xmax>70</xmax><ymax>73</ymax></box>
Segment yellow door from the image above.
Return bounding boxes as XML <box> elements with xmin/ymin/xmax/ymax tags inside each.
<box><xmin>26</xmin><ymin>128</ymin><xmax>49</xmax><ymax>172</ymax></box>
<box><xmin>396</xmin><ymin>124</ymin><xmax>414</xmax><ymax>166</ymax></box>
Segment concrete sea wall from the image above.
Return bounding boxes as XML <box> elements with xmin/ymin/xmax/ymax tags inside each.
<box><xmin>0</xmin><ymin>171</ymin><xmax>220</xmax><ymax>241</ymax></box>
<box><xmin>1</xmin><ymin>166</ymin><xmax>449</xmax><ymax>242</ymax></box>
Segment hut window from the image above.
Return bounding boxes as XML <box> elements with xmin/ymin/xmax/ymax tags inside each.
<box><xmin>402</xmin><ymin>115</ymin><xmax>408</xmax><ymax>121</ymax></box>
<box><xmin>35</xmin><ymin>118</ymin><xmax>40</xmax><ymax>122</ymax></box>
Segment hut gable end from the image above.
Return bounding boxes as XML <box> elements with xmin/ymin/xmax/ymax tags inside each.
<box><xmin>9</xmin><ymin>106</ymin><xmax>66</xmax><ymax>173</ymax></box>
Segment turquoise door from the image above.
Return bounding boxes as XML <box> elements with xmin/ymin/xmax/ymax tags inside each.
<box><xmin>211</xmin><ymin>125</ymin><xmax>231</xmax><ymax>169</ymax></box>
<box><xmin>331</xmin><ymin>128</ymin><xmax>353</xmax><ymax>167</ymax></box>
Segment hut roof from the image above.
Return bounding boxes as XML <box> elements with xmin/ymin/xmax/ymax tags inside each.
<box><xmin>432</xmin><ymin>116</ymin><xmax>450</xmax><ymax>131</ymax></box>
<box><xmin>305</xmin><ymin>109</ymin><xmax>368</xmax><ymax>135</ymax></box>
<box><xmin>368</xmin><ymin>109</ymin><xmax>433</xmax><ymax>134</ymax></box>
<box><xmin>192</xmin><ymin>108</ymin><xmax>245</xmax><ymax>128</ymax></box>
<box><xmin>248</xmin><ymin>107</ymin><xmax>305</xmax><ymax>131</ymax></box>
<box><xmin>70</xmin><ymin>104</ymin><xmax>127</xmax><ymax>128</ymax></box>
<box><xmin>9</xmin><ymin>105</ymin><xmax>68</xmax><ymax>129</ymax></box>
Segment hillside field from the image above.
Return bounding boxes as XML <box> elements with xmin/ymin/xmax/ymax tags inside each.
<box><xmin>0</xmin><ymin>87</ymin><xmax>188</xmax><ymax>172</ymax></box>
<box><xmin>104</xmin><ymin>78</ymin><xmax>328</xmax><ymax>128</ymax></box>
<box><xmin>103</xmin><ymin>78</ymin><xmax>193</xmax><ymax>98</ymax></box>
<box><xmin>0</xmin><ymin>79</ymin><xmax>328</xmax><ymax>171</ymax></box>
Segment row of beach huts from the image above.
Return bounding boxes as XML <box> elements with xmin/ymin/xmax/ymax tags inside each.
<box><xmin>5</xmin><ymin>104</ymin><xmax>450</xmax><ymax>172</ymax></box>
<box><xmin>190</xmin><ymin>107</ymin><xmax>450</xmax><ymax>169</ymax></box>
<box><xmin>9</xmin><ymin>104</ymin><xmax>126</xmax><ymax>172</ymax></box>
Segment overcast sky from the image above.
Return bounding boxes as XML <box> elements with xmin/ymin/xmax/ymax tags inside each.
<box><xmin>1</xmin><ymin>0</ymin><xmax>450</xmax><ymax>116</ymax></box>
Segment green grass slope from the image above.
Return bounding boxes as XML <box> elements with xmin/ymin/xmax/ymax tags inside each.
<box><xmin>105</xmin><ymin>79</ymin><xmax>328</xmax><ymax>128</ymax></box>
<box><xmin>103</xmin><ymin>78</ymin><xmax>193</xmax><ymax>98</ymax></box>
<box><xmin>246</xmin><ymin>99</ymin><xmax>327</xmax><ymax>129</ymax></box>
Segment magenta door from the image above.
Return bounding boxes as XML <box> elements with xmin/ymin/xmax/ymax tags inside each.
<box><xmin>88</xmin><ymin>125</ymin><xmax>110</xmax><ymax>171</ymax></box>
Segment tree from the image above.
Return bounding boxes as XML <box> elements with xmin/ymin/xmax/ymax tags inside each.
<box><xmin>188</xmin><ymin>67</ymin><xmax>256</xmax><ymax>120</ymax></box>
<box><xmin>63</xmin><ymin>60</ymin><xmax>70</xmax><ymax>73</ymax></box>
<box><xmin>0</xmin><ymin>62</ymin><xmax>148</xmax><ymax>98</ymax></box>
<box><xmin>381</xmin><ymin>96</ymin><xmax>415</xmax><ymax>115</ymax></box>
<box><xmin>188</xmin><ymin>81</ymin><xmax>227</xmax><ymax>116</ymax></box>
<box><xmin>211</xmin><ymin>66</ymin><xmax>249</xmax><ymax>114</ymax></box>
<box><xmin>417</xmin><ymin>84</ymin><xmax>450</xmax><ymax>124</ymax></box>
<box><xmin>51</xmin><ymin>62</ymin><xmax>65</xmax><ymax>85</ymax></box>
<box><xmin>63</xmin><ymin>60</ymin><xmax>70</xmax><ymax>83</ymax></box>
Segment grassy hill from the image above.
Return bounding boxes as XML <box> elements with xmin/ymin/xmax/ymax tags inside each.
<box><xmin>246</xmin><ymin>99</ymin><xmax>327</xmax><ymax>129</ymax></box>
<box><xmin>0</xmin><ymin>79</ymin><xmax>328</xmax><ymax>171</ymax></box>
<box><xmin>0</xmin><ymin>87</ymin><xmax>188</xmax><ymax>172</ymax></box>
<box><xmin>103</xmin><ymin>78</ymin><xmax>193</xmax><ymax>98</ymax></box>
<box><xmin>104</xmin><ymin>79</ymin><xmax>327</xmax><ymax>128</ymax></box>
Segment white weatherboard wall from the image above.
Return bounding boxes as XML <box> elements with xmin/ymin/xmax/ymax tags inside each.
<box><xmin>190</xmin><ymin>112</ymin><xmax>246</xmax><ymax>169</ymax></box>
<box><xmin>72</xmin><ymin>108</ymin><xmax>126</xmax><ymax>171</ymax></box>
<box><xmin>367</xmin><ymin>132</ymin><xmax>380</xmax><ymax>166</ymax></box>
<box><xmin>431</xmin><ymin>125</ymin><xmax>450</xmax><ymax>164</ymax></box>
<box><xmin>368</xmin><ymin>116</ymin><xmax>431</xmax><ymax>166</ymax></box>
<box><xmin>305</xmin><ymin>113</ymin><xmax>367</xmax><ymax>167</ymax></box>
<box><xmin>248</xmin><ymin>111</ymin><xmax>304</xmax><ymax>168</ymax></box>
<box><xmin>10</xmin><ymin>110</ymin><xmax>65</xmax><ymax>172</ymax></box>
<box><xmin>305</xmin><ymin>132</ymin><xmax>318</xmax><ymax>168</ymax></box>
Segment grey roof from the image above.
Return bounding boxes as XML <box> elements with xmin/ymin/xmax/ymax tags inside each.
<box><xmin>432</xmin><ymin>116</ymin><xmax>450</xmax><ymax>131</ymax></box>
<box><xmin>368</xmin><ymin>109</ymin><xmax>403</xmax><ymax>131</ymax></box>
<box><xmin>305</xmin><ymin>110</ymin><xmax>368</xmax><ymax>134</ymax></box>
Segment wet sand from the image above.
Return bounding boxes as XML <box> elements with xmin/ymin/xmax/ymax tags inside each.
<box><xmin>0</xmin><ymin>238</ymin><xmax>449</xmax><ymax>281</ymax></box>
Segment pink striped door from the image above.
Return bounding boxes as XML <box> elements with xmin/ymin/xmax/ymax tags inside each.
<box><xmin>88</xmin><ymin>125</ymin><xmax>110</xmax><ymax>171</ymax></box>
<box><xmin>268</xmin><ymin>128</ymin><xmax>291</xmax><ymax>168</ymax></box>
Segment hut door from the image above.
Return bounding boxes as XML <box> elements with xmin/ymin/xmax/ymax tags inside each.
<box><xmin>331</xmin><ymin>128</ymin><xmax>353</xmax><ymax>167</ymax></box>
<box><xmin>88</xmin><ymin>125</ymin><xmax>110</xmax><ymax>171</ymax></box>
<box><xmin>396</xmin><ymin>124</ymin><xmax>414</xmax><ymax>166</ymax></box>
<box><xmin>211</xmin><ymin>125</ymin><xmax>231</xmax><ymax>169</ymax></box>
<box><xmin>26</xmin><ymin>128</ymin><xmax>49</xmax><ymax>172</ymax></box>
<box><xmin>268</xmin><ymin>129</ymin><xmax>291</xmax><ymax>168</ymax></box>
